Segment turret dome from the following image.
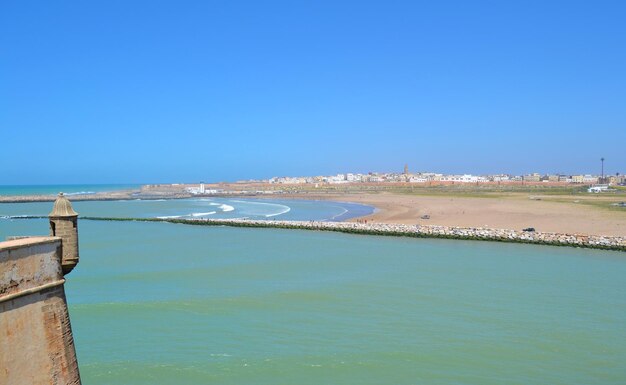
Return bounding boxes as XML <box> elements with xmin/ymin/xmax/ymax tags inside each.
<box><xmin>49</xmin><ymin>193</ymin><xmax>78</xmax><ymax>217</ymax></box>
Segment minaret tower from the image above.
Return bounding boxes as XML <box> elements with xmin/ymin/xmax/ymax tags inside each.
<box><xmin>49</xmin><ymin>192</ymin><xmax>80</xmax><ymax>274</ymax></box>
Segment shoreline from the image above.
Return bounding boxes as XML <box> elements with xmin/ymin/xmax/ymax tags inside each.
<box><xmin>251</xmin><ymin>192</ymin><xmax>626</xmax><ymax>237</ymax></box>
<box><xmin>2</xmin><ymin>188</ymin><xmax>624</xmax><ymax>238</ymax></box>
<box><xmin>80</xmin><ymin>216</ymin><xmax>626</xmax><ymax>252</ymax></box>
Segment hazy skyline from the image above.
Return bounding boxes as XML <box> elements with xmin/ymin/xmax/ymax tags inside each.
<box><xmin>2</xmin><ymin>1</ymin><xmax>625</xmax><ymax>184</ymax></box>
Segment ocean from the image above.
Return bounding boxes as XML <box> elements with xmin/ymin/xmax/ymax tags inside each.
<box><xmin>0</xmin><ymin>184</ymin><xmax>140</xmax><ymax>196</ymax></box>
<box><xmin>1</xmin><ymin>197</ymin><xmax>625</xmax><ymax>384</ymax></box>
<box><xmin>0</xmin><ymin>197</ymin><xmax>374</xmax><ymax>222</ymax></box>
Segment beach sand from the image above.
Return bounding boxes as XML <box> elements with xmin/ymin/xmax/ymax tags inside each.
<box><xmin>2</xmin><ymin>187</ymin><xmax>624</xmax><ymax>237</ymax></box>
<box><xmin>269</xmin><ymin>192</ymin><xmax>626</xmax><ymax>237</ymax></box>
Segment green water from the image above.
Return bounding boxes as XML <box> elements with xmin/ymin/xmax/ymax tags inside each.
<box><xmin>51</xmin><ymin>220</ymin><xmax>626</xmax><ymax>384</ymax></box>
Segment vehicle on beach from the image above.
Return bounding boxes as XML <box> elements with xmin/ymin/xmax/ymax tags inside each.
<box><xmin>588</xmin><ymin>184</ymin><xmax>610</xmax><ymax>193</ymax></box>
<box><xmin>420</xmin><ymin>215</ymin><xmax>430</xmax><ymax>219</ymax></box>
<box><xmin>522</xmin><ymin>227</ymin><xmax>536</xmax><ymax>232</ymax></box>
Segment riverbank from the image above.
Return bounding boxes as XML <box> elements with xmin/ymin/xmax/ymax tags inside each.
<box><xmin>81</xmin><ymin>217</ymin><xmax>626</xmax><ymax>252</ymax></box>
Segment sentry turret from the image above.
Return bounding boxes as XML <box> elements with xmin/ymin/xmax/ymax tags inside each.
<box><xmin>49</xmin><ymin>192</ymin><xmax>79</xmax><ymax>274</ymax></box>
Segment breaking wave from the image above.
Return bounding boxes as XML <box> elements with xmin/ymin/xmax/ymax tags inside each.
<box><xmin>1</xmin><ymin>215</ymin><xmax>42</xmax><ymax>219</ymax></box>
<box><xmin>328</xmin><ymin>207</ymin><xmax>349</xmax><ymax>221</ymax></box>
<box><xmin>265</xmin><ymin>206</ymin><xmax>291</xmax><ymax>217</ymax></box>
<box><xmin>65</xmin><ymin>191</ymin><xmax>96</xmax><ymax>196</ymax></box>
<box><xmin>219</xmin><ymin>204</ymin><xmax>234</xmax><ymax>212</ymax></box>
<box><xmin>190</xmin><ymin>211</ymin><xmax>216</xmax><ymax>217</ymax></box>
<box><xmin>230</xmin><ymin>200</ymin><xmax>291</xmax><ymax>218</ymax></box>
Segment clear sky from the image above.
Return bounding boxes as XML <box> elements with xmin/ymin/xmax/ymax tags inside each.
<box><xmin>1</xmin><ymin>1</ymin><xmax>625</xmax><ymax>184</ymax></box>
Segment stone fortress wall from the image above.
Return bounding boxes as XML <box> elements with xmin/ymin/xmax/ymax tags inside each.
<box><xmin>0</xmin><ymin>194</ymin><xmax>82</xmax><ymax>385</ymax></box>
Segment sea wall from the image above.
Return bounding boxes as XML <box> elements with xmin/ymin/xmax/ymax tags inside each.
<box><xmin>83</xmin><ymin>217</ymin><xmax>626</xmax><ymax>252</ymax></box>
<box><xmin>0</xmin><ymin>237</ymin><xmax>81</xmax><ymax>385</ymax></box>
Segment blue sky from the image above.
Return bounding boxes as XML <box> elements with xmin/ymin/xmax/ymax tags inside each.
<box><xmin>1</xmin><ymin>1</ymin><xmax>625</xmax><ymax>184</ymax></box>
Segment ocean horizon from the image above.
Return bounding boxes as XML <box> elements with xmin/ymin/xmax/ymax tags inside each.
<box><xmin>0</xmin><ymin>184</ymin><xmax>142</xmax><ymax>196</ymax></box>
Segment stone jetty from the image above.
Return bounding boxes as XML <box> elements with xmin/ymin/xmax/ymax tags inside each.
<box><xmin>83</xmin><ymin>217</ymin><xmax>626</xmax><ymax>252</ymax></box>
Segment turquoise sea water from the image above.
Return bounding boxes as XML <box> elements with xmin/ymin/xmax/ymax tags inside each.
<box><xmin>0</xmin><ymin>197</ymin><xmax>373</xmax><ymax>222</ymax></box>
<box><xmin>1</xmin><ymin>200</ymin><xmax>625</xmax><ymax>384</ymax></box>
<box><xmin>0</xmin><ymin>184</ymin><xmax>140</xmax><ymax>196</ymax></box>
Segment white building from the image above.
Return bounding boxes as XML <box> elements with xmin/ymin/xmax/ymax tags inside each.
<box><xmin>440</xmin><ymin>174</ymin><xmax>484</xmax><ymax>183</ymax></box>
<box><xmin>409</xmin><ymin>176</ymin><xmax>428</xmax><ymax>183</ymax></box>
<box><xmin>491</xmin><ymin>174</ymin><xmax>510</xmax><ymax>182</ymax></box>
<box><xmin>328</xmin><ymin>174</ymin><xmax>348</xmax><ymax>184</ymax></box>
<box><xmin>583</xmin><ymin>175</ymin><xmax>599</xmax><ymax>184</ymax></box>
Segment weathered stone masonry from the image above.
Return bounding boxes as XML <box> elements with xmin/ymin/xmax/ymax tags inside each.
<box><xmin>1</xmin><ymin>193</ymin><xmax>81</xmax><ymax>385</ymax></box>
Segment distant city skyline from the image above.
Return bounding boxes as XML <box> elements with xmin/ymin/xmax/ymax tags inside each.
<box><xmin>1</xmin><ymin>1</ymin><xmax>625</xmax><ymax>184</ymax></box>
<box><xmin>258</xmin><ymin>168</ymin><xmax>624</xmax><ymax>186</ymax></box>
<box><xmin>0</xmin><ymin>162</ymin><xmax>624</xmax><ymax>186</ymax></box>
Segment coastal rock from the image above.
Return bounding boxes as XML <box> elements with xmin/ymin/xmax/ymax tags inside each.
<box><xmin>143</xmin><ymin>217</ymin><xmax>626</xmax><ymax>252</ymax></box>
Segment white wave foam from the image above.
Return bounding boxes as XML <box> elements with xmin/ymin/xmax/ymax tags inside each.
<box><xmin>265</xmin><ymin>206</ymin><xmax>291</xmax><ymax>217</ymax></box>
<box><xmin>231</xmin><ymin>200</ymin><xmax>269</xmax><ymax>205</ymax></box>
<box><xmin>328</xmin><ymin>207</ymin><xmax>349</xmax><ymax>221</ymax></box>
<box><xmin>156</xmin><ymin>215</ymin><xmax>183</xmax><ymax>219</ymax></box>
<box><xmin>219</xmin><ymin>204</ymin><xmax>234</xmax><ymax>212</ymax></box>
<box><xmin>7</xmin><ymin>215</ymin><xmax>39</xmax><ymax>219</ymax></box>
<box><xmin>65</xmin><ymin>191</ymin><xmax>96</xmax><ymax>196</ymax></box>
<box><xmin>190</xmin><ymin>211</ymin><xmax>216</xmax><ymax>217</ymax></box>
<box><xmin>230</xmin><ymin>200</ymin><xmax>291</xmax><ymax>217</ymax></box>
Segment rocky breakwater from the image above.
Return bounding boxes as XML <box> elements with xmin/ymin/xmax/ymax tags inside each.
<box><xmin>157</xmin><ymin>218</ymin><xmax>626</xmax><ymax>252</ymax></box>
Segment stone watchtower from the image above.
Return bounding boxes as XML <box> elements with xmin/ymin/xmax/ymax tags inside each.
<box><xmin>49</xmin><ymin>192</ymin><xmax>79</xmax><ymax>274</ymax></box>
<box><xmin>1</xmin><ymin>193</ymin><xmax>82</xmax><ymax>384</ymax></box>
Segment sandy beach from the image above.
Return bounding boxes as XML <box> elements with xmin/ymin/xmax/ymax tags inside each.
<box><xmin>265</xmin><ymin>192</ymin><xmax>626</xmax><ymax>237</ymax></box>
<box><xmin>2</xmin><ymin>186</ymin><xmax>625</xmax><ymax>237</ymax></box>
